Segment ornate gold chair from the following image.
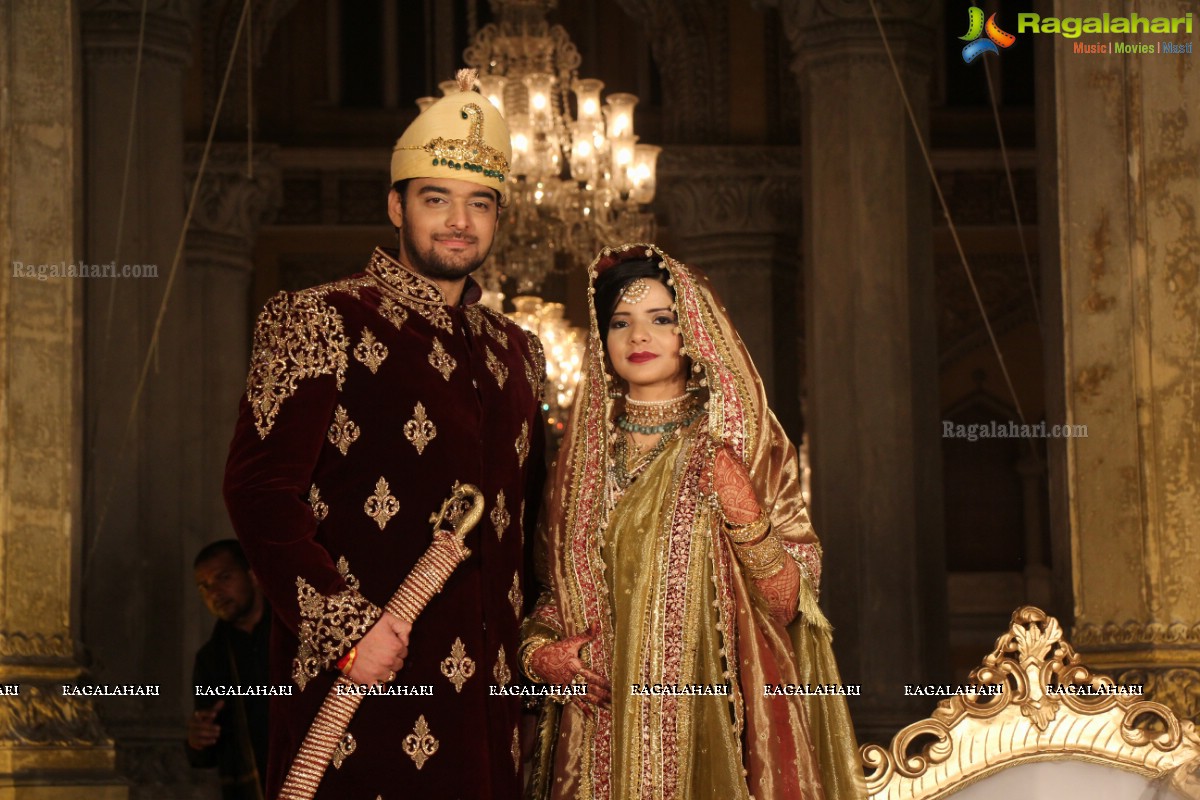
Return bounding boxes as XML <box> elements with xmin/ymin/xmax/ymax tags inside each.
<box><xmin>861</xmin><ymin>607</ymin><xmax>1200</xmax><ymax>799</ymax></box>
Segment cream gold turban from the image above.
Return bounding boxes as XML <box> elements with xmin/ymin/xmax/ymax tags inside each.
<box><xmin>390</xmin><ymin>69</ymin><xmax>512</xmax><ymax>202</ymax></box>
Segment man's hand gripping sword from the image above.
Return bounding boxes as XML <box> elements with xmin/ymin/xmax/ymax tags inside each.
<box><xmin>277</xmin><ymin>483</ymin><xmax>485</xmax><ymax>800</ymax></box>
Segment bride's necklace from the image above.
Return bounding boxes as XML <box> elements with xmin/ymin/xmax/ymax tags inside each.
<box><xmin>610</xmin><ymin>393</ymin><xmax>702</xmax><ymax>490</ymax></box>
<box><xmin>617</xmin><ymin>393</ymin><xmax>698</xmax><ymax>434</ymax></box>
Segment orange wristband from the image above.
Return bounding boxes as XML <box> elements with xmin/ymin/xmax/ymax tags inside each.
<box><xmin>337</xmin><ymin>646</ymin><xmax>357</xmax><ymax>675</ymax></box>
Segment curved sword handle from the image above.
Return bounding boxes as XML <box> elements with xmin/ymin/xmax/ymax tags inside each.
<box><xmin>428</xmin><ymin>481</ymin><xmax>485</xmax><ymax>546</ymax></box>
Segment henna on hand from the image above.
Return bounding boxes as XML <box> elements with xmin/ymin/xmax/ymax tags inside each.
<box><xmin>714</xmin><ymin>446</ymin><xmax>761</xmax><ymax>525</ymax></box>
<box><xmin>529</xmin><ymin>626</ymin><xmax>612</xmax><ymax>707</ymax></box>
<box><xmin>755</xmin><ymin>557</ymin><xmax>801</xmax><ymax>625</ymax></box>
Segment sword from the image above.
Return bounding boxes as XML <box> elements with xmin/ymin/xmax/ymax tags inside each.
<box><xmin>277</xmin><ymin>482</ymin><xmax>485</xmax><ymax>800</ymax></box>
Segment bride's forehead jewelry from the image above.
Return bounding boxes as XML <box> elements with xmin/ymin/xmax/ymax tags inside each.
<box><xmin>620</xmin><ymin>278</ymin><xmax>651</xmax><ymax>305</ymax></box>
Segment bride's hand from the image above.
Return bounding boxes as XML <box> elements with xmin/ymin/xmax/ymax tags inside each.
<box><xmin>529</xmin><ymin>625</ymin><xmax>612</xmax><ymax>712</ymax></box>
<box><xmin>713</xmin><ymin>445</ymin><xmax>762</xmax><ymax>525</ymax></box>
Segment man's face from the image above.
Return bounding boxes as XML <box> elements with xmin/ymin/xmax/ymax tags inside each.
<box><xmin>194</xmin><ymin>552</ymin><xmax>258</xmax><ymax>625</ymax></box>
<box><xmin>388</xmin><ymin>178</ymin><xmax>500</xmax><ymax>282</ymax></box>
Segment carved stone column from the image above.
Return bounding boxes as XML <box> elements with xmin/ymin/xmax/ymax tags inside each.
<box><xmin>0</xmin><ymin>1</ymin><xmax>126</xmax><ymax>796</ymax></box>
<box><xmin>1046</xmin><ymin>0</ymin><xmax>1200</xmax><ymax>724</ymax></box>
<box><xmin>611</xmin><ymin>0</ymin><xmax>729</xmax><ymax>143</ymax></box>
<box><xmin>183</xmin><ymin>143</ymin><xmax>281</xmax><ymax>544</ymax></box>
<box><xmin>775</xmin><ymin>0</ymin><xmax>946</xmax><ymax>741</ymax></box>
<box><xmin>656</xmin><ymin>146</ymin><xmax>805</xmax><ymax>431</ymax></box>
<box><xmin>80</xmin><ymin>2</ymin><xmax>202</xmax><ymax>795</ymax></box>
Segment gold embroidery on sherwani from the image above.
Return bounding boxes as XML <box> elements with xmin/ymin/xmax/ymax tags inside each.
<box><xmin>515</xmin><ymin>421</ymin><xmax>530</xmax><ymax>467</ymax></box>
<box><xmin>307</xmin><ymin>485</ymin><xmax>329</xmax><ymax>522</ymax></box>
<box><xmin>508</xmin><ymin>571</ymin><xmax>522</xmax><ymax>619</ymax></box>
<box><xmin>402</xmin><ymin>715</ymin><xmax>438</xmax><ymax>770</ymax></box>
<box><xmin>332</xmin><ymin>732</ymin><xmax>356</xmax><ymax>769</ymax></box>
<box><xmin>353</xmin><ymin>327</ymin><xmax>388</xmax><ymax>373</ymax></box>
<box><xmin>367</xmin><ymin>249</ymin><xmax>453</xmax><ymax>333</ymax></box>
<box><xmin>524</xmin><ymin>330</ymin><xmax>547</xmax><ymax>402</ymax></box>
<box><xmin>490</xmin><ymin>490</ymin><xmax>510</xmax><ymax>541</ymax></box>
<box><xmin>364</xmin><ymin>477</ymin><xmax>399</xmax><ymax>530</ymax></box>
<box><xmin>511</xmin><ymin>725</ymin><xmax>520</xmax><ymax>774</ymax></box>
<box><xmin>246</xmin><ymin>290</ymin><xmax>349</xmax><ymax>438</ymax></box>
<box><xmin>480</xmin><ymin>309</ymin><xmax>510</xmax><ymax>348</ymax></box>
<box><xmin>439</xmin><ymin>637</ymin><xmax>475</xmax><ymax>693</ymax></box>
<box><xmin>464</xmin><ymin>306</ymin><xmax>484</xmax><ymax>337</ymax></box>
<box><xmin>485</xmin><ymin>346</ymin><xmax>509</xmax><ymax>388</ymax></box>
<box><xmin>403</xmin><ymin>402</ymin><xmax>437</xmax><ymax>455</ymax></box>
<box><xmin>379</xmin><ymin>296</ymin><xmax>408</xmax><ymax>331</ymax></box>
<box><xmin>327</xmin><ymin>405</ymin><xmax>360</xmax><ymax>456</ymax></box>
<box><xmin>428</xmin><ymin>337</ymin><xmax>457</xmax><ymax>381</ymax></box>
<box><xmin>293</xmin><ymin>557</ymin><xmax>380</xmax><ymax>690</ymax></box>
<box><xmin>493</xmin><ymin>644</ymin><xmax>512</xmax><ymax>687</ymax></box>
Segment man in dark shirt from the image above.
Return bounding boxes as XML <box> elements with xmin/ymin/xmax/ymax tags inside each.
<box><xmin>187</xmin><ymin>540</ymin><xmax>271</xmax><ymax>800</ymax></box>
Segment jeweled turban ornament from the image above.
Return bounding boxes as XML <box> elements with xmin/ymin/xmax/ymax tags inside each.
<box><xmin>391</xmin><ymin>68</ymin><xmax>512</xmax><ymax>201</ymax></box>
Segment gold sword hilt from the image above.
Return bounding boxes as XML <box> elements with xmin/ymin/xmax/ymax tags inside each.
<box><xmin>428</xmin><ymin>481</ymin><xmax>485</xmax><ymax>546</ymax></box>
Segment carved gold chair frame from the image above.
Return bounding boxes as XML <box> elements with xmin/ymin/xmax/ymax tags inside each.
<box><xmin>861</xmin><ymin>606</ymin><xmax>1200</xmax><ymax>799</ymax></box>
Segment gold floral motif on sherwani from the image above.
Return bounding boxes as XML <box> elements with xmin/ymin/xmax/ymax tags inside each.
<box><xmin>493</xmin><ymin>644</ymin><xmax>512</xmax><ymax>688</ymax></box>
<box><xmin>378</xmin><ymin>296</ymin><xmax>408</xmax><ymax>331</ymax></box>
<box><xmin>524</xmin><ymin>331</ymin><xmax>546</xmax><ymax>402</ymax></box>
<box><xmin>491</xmin><ymin>490</ymin><xmax>510</xmax><ymax>540</ymax></box>
<box><xmin>515</xmin><ymin>421</ymin><xmax>530</xmax><ymax>467</ymax></box>
<box><xmin>403</xmin><ymin>715</ymin><xmax>439</xmax><ymax>770</ymax></box>
<box><xmin>327</xmin><ymin>405</ymin><xmax>360</xmax><ymax>456</ymax></box>
<box><xmin>246</xmin><ymin>290</ymin><xmax>349</xmax><ymax>438</ymax></box>
<box><xmin>464</xmin><ymin>306</ymin><xmax>484</xmax><ymax>337</ymax></box>
<box><xmin>293</xmin><ymin>557</ymin><xmax>380</xmax><ymax>690</ymax></box>
<box><xmin>307</xmin><ymin>485</ymin><xmax>329</xmax><ymax>522</ymax></box>
<box><xmin>439</xmin><ymin>637</ymin><xmax>475</xmax><ymax>693</ymax></box>
<box><xmin>353</xmin><ymin>327</ymin><xmax>388</xmax><ymax>373</ymax></box>
<box><xmin>364</xmin><ymin>477</ymin><xmax>399</xmax><ymax>530</ymax></box>
<box><xmin>403</xmin><ymin>402</ymin><xmax>437</xmax><ymax>455</ymax></box>
<box><xmin>428</xmin><ymin>337</ymin><xmax>456</xmax><ymax>381</ymax></box>
<box><xmin>485</xmin><ymin>346</ymin><xmax>509</xmax><ymax>388</ymax></box>
<box><xmin>481</xmin><ymin>310</ymin><xmax>509</xmax><ymax>348</ymax></box>
<box><xmin>508</xmin><ymin>571</ymin><xmax>522</xmax><ymax>619</ymax></box>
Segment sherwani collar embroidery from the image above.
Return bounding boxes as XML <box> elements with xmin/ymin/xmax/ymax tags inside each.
<box><xmin>366</xmin><ymin>248</ymin><xmax>483</xmax><ymax>335</ymax></box>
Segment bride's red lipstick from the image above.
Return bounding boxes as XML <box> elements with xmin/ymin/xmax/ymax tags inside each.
<box><xmin>628</xmin><ymin>352</ymin><xmax>657</xmax><ymax>363</ymax></box>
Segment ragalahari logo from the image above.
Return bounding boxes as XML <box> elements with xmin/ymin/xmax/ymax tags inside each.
<box><xmin>960</xmin><ymin>6</ymin><xmax>1016</xmax><ymax>63</ymax></box>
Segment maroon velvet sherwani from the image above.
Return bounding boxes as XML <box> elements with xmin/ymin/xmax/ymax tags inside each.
<box><xmin>224</xmin><ymin>247</ymin><xmax>544</xmax><ymax>799</ymax></box>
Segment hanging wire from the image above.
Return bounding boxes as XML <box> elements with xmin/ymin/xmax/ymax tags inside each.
<box><xmin>981</xmin><ymin>53</ymin><xmax>1041</xmax><ymax>329</ymax></box>
<box><xmin>864</xmin><ymin>0</ymin><xmax>1031</xmax><ymax>436</ymax></box>
<box><xmin>86</xmin><ymin>0</ymin><xmax>256</xmax><ymax>578</ymax></box>
<box><xmin>90</xmin><ymin>0</ymin><xmax>149</xmax><ymax>456</ymax></box>
<box><xmin>246</xmin><ymin>0</ymin><xmax>254</xmax><ymax>179</ymax></box>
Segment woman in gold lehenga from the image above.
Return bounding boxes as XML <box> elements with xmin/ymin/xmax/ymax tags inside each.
<box><xmin>519</xmin><ymin>244</ymin><xmax>865</xmax><ymax>800</ymax></box>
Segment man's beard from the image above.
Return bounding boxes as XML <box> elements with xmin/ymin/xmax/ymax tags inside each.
<box><xmin>400</xmin><ymin>220</ymin><xmax>489</xmax><ymax>281</ymax></box>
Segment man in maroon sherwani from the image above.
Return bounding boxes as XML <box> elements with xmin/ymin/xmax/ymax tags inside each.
<box><xmin>223</xmin><ymin>70</ymin><xmax>544</xmax><ymax>799</ymax></box>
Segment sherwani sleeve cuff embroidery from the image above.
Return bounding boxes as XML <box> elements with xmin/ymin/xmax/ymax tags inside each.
<box><xmin>292</xmin><ymin>557</ymin><xmax>381</xmax><ymax>690</ymax></box>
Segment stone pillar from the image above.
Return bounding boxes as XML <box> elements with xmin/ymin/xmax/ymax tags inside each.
<box><xmin>0</xmin><ymin>1</ymin><xmax>127</xmax><ymax>796</ymax></box>
<box><xmin>1046</xmin><ymin>0</ymin><xmax>1200</xmax><ymax>724</ymax></box>
<box><xmin>656</xmin><ymin>146</ymin><xmax>805</xmax><ymax>432</ymax></box>
<box><xmin>183</xmin><ymin>143</ymin><xmax>280</xmax><ymax>543</ymax></box>
<box><xmin>777</xmin><ymin>0</ymin><xmax>946</xmax><ymax>741</ymax></box>
<box><xmin>79</xmin><ymin>3</ymin><xmax>205</xmax><ymax>795</ymax></box>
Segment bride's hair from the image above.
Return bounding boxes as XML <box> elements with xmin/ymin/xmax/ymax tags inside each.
<box><xmin>592</xmin><ymin>259</ymin><xmax>674</xmax><ymax>341</ymax></box>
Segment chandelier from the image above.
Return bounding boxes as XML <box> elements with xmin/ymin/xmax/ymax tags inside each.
<box><xmin>505</xmin><ymin>296</ymin><xmax>586</xmax><ymax>435</ymax></box>
<box><xmin>457</xmin><ymin>0</ymin><xmax>661</xmax><ymax>293</ymax></box>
